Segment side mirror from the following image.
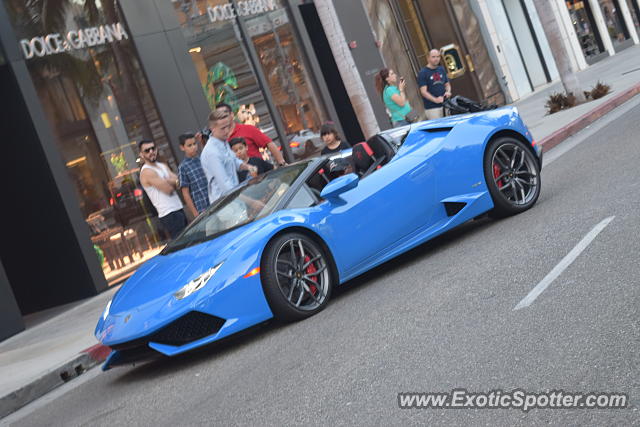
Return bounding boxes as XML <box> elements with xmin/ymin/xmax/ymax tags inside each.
<box><xmin>320</xmin><ymin>173</ymin><xmax>359</xmax><ymax>201</ymax></box>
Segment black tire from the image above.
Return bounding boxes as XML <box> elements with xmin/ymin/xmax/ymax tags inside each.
<box><xmin>484</xmin><ymin>137</ymin><xmax>541</xmax><ymax>217</ymax></box>
<box><xmin>261</xmin><ymin>232</ymin><xmax>333</xmax><ymax>321</ymax></box>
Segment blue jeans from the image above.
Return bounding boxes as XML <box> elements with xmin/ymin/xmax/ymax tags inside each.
<box><xmin>159</xmin><ymin>209</ymin><xmax>187</xmax><ymax>240</ymax></box>
<box><xmin>393</xmin><ymin>120</ymin><xmax>410</xmax><ymax>127</ymax></box>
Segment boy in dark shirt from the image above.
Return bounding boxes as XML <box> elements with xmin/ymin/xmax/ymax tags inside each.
<box><xmin>178</xmin><ymin>133</ymin><xmax>210</xmax><ymax>218</ymax></box>
<box><xmin>229</xmin><ymin>137</ymin><xmax>274</xmax><ymax>181</ymax></box>
<box><xmin>319</xmin><ymin>122</ymin><xmax>351</xmax><ymax>155</ymax></box>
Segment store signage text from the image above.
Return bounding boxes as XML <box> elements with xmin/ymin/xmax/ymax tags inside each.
<box><xmin>207</xmin><ymin>0</ymin><xmax>279</xmax><ymax>23</ymax></box>
<box><xmin>19</xmin><ymin>23</ymin><xmax>129</xmax><ymax>60</ymax></box>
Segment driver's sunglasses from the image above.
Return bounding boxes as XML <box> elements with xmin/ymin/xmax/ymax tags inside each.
<box><xmin>143</xmin><ymin>146</ymin><xmax>157</xmax><ymax>153</ymax></box>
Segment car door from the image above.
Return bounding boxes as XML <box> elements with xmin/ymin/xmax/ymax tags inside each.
<box><xmin>311</xmin><ymin>149</ymin><xmax>439</xmax><ymax>277</ymax></box>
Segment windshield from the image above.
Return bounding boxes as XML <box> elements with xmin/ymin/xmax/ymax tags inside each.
<box><xmin>162</xmin><ymin>162</ymin><xmax>310</xmax><ymax>254</ymax></box>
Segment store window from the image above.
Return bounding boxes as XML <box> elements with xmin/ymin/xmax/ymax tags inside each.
<box><xmin>625</xmin><ymin>0</ymin><xmax>640</xmax><ymax>31</ymax></box>
<box><xmin>173</xmin><ymin>0</ymin><xmax>328</xmax><ymax>160</ymax></box>
<box><xmin>566</xmin><ymin>0</ymin><xmax>605</xmax><ymax>62</ymax></box>
<box><xmin>598</xmin><ymin>0</ymin><xmax>631</xmax><ymax>49</ymax></box>
<box><xmin>174</xmin><ymin>0</ymin><xmax>276</xmax><ymax>135</ymax></box>
<box><xmin>4</xmin><ymin>0</ymin><xmax>176</xmax><ymax>284</ymax></box>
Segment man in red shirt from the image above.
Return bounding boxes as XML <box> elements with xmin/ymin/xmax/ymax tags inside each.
<box><xmin>216</xmin><ymin>103</ymin><xmax>287</xmax><ymax>167</ymax></box>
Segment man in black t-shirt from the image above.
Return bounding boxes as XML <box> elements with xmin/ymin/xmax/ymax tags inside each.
<box><xmin>417</xmin><ymin>49</ymin><xmax>452</xmax><ymax>120</ymax></box>
<box><xmin>230</xmin><ymin>137</ymin><xmax>274</xmax><ymax>182</ymax></box>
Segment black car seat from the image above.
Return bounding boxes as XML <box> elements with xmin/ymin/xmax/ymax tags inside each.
<box><xmin>352</xmin><ymin>135</ymin><xmax>397</xmax><ymax>178</ymax></box>
<box><xmin>352</xmin><ymin>142</ymin><xmax>377</xmax><ymax>177</ymax></box>
<box><xmin>368</xmin><ymin>134</ymin><xmax>397</xmax><ymax>163</ymax></box>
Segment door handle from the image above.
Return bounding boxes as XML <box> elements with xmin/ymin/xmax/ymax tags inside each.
<box><xmin>466</xmin><ymin>54</ymin><xmax>475</xmax><ymax>72</ymax></box>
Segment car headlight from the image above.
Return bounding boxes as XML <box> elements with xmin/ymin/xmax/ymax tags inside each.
<box><xmin>174</xmin><ymin>262</ymin><xmax>223</xmax><ymax>300</ymax></box>
<box><xmin>102</xmin><ymin>300</ymin><xmax>112</xmax><ymax>321</ymax></box>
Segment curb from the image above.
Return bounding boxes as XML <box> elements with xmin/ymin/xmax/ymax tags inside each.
<box><xmin>539</xmin><ymin>83</ymin><xmax>640</xmax><ymax>152</ymax></box>
<box><xmin>0</xmin><ymin>344</ymin><xmax>110</xmax><ymax>419</ymax></box>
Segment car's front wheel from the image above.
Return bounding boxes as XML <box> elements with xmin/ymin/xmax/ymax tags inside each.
<box><xmin>484</xmin><ymin>137</ymin><xmax>541</xmax><ymax>217</ymax></box>
<box><xmin>261</xmin><ymin>232</ymin><xmax>333</xmax><ymax>321</ymax></box>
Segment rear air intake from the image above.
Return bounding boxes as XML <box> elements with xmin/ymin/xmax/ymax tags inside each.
<box><xmin>423</xmin><ymin>127</ymin><xmax>453</xmax><ymax>133</ymax></box>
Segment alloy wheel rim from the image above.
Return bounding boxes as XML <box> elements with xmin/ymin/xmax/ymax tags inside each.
<box><xmin>492</xmin><ymin>143</ymin><xmax>539</xmax><ymax>206</ymax></box>
<box><xmin>274</xmin><ymin>239</ymin><xmax>329</xmax><ymax>311</ymax></box>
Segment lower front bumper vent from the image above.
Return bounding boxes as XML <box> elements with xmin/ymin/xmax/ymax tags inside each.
<box><xmin>150</xmin><ymin>311</ymin><xmax>226</xmax><ymax>346</ymax></box>
<box><xmin>111</xmin><ymin>311</ymin><xmax>226</xmax><ymax>350</ymax></box>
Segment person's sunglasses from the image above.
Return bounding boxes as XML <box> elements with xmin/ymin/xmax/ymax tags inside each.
<box><xmin>143</xmin><ymin>146</ymin><xmax>156</xmax><ymax>153</ymax></box>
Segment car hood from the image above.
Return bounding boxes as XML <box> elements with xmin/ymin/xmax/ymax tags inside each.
<box><xmin>109</xmin><ymin>226</ymin><xmax>248</xmax><ymax>314</ymax></box>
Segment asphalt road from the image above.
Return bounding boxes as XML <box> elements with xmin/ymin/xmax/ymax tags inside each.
<box><xmin>7</xmin><ymin>104</ymin><xmax>640</xmax><ymax>426</ymax></box>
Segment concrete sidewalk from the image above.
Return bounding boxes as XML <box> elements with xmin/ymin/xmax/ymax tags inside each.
<box><xmin>1</xmin><ymin>44</ymin><xmax>640</xmax><ymax>421</ymax></box>
<box><xmin>0</xmin><ymin>287</ymin><xmax>117</xmax><ymax>418</ymax></box>
<box><xmin>514</xmin><ymin>44</ymin><xmax>640</xmax><ymax>149</ymax></box>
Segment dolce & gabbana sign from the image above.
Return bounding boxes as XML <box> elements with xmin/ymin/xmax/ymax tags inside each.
<box><xmin>19</xmin><ymin>22</ymin><xmax>129</xmax><ymax>60</ymax></box>
<box><xmin>207</xmin><ymin>0</ymin><xmax>279</xmax><ymax>23</ymax></box>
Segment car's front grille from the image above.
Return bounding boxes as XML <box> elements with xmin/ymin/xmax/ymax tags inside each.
<box><xmin>110</xmin><ymin>311</ymin><xmax>225</xmax><ymax>350</ymax></box>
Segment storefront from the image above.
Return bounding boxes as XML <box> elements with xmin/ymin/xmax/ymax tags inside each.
<box><xmin>627</xmin><ymin>0</ymin><xmax>640</xmax><ymax>31</ymax></box>
<box><xmin>598</xmin><ymin>0</ymin><xmax>634</xmax><ymax>51</ymax></box>
<box><xmin>3</xmin><ymin>0</ymin><xmax>180</xmax><ymax>289</ymax></box>
<box><xmin>471</xmin><ymin>0</ymin><xmax>560</xmax><ymax>101</ymax></box>
<box><xmin>565</xmin><ymin>0</ymin><xmax>639</xmax><ymax>65</ymax></box>
<box><xmin>385</xmin><ymin>0</ymin><xmax>506</xmax><ymax>106</ymax></box>
<box><xmin>0</xmin><ymin>0</ymin><xmax>344</xmax><ymax>335</ymax></box>
<box><xmin>567</xmin><ymin>0</ymin><xmax>608</xmax><ymax>64</ymax></box>
<box><xmin>171</xmin><ymin>0</ymin><xmax>330</xmax><ymax>154</ymax></box>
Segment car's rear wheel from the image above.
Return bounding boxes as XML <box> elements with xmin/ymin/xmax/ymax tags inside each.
<box><xmin>484</xmin><ymin>137</ymin><xmax>541</xmax><ymax>217</ymax></box>
<box><xmin>261</xmin><ymin>232</ymin><xmax>333</xmax><ymax>321</ymax></box>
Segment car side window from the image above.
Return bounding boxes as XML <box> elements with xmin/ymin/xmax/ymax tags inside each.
<box><xmin>287</xmin><ymin>185</ymin><xmax>316</xmax><ymax>209</ymax></box>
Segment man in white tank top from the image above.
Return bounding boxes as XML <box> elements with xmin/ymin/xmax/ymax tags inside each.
<box><xmin>139</xmin><ymin>139</ymin><xmax>187</xmax><ymax>239</ymax></box>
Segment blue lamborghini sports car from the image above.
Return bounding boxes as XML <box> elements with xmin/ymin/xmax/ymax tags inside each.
<box><xmin>96</xmin><ymin>107</ymin><xmax>542</xmax><ymax>369</ymax></box>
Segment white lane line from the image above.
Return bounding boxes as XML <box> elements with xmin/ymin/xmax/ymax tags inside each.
<box><xmin>514</xmin><ymin>216</ymin><xmax>615</xmax><ymax>310</ymax></box>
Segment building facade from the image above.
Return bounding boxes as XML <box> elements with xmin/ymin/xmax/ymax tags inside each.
<box><xmin>473</xmin><ymin>0</ymin><xmax>640</xmax><ymax>102</ymax></box>
<box><xmin>3</xmin><ymin>0</ymin><xmax>637</xmax><ymax>341</ymax></box>
<box><xmin>0</xmin><ymin>0</ymin><xmax>555</xmax><ymax>341</ymax></box>
<box><xmin>0</xmin><ymin>0</ymin><xmax>363</xmax><ymax>340</ymax></box>
<box><xmin>358</xmin><ymin>0</ymin><xmax>507</xmax><ymax>124</ymax></box>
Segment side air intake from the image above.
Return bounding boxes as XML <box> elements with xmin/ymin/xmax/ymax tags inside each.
<box><xmin>444</xmin><ymin>202</ymin><xmax>466</xmax><ymax>216</ymax></box>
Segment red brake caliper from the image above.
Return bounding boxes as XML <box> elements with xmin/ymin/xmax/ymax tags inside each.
<box><xmin>493</xmin><ymin>163</ymin><xmax>503</xmax><ymax>188</ymax></box>
<box><xmin>304</xmin><ymin>255</ymin><xmax>318</xmax><ymax>295</ymax></box>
